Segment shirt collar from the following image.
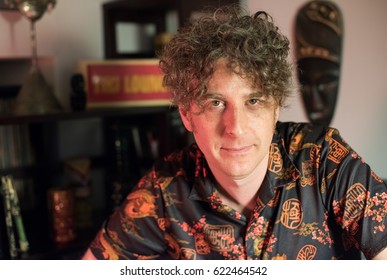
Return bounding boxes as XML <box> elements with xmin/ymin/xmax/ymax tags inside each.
<box><xmin>188</xmin><ymin>126</ymin><xmax>300</xmax><ymax>204</ymax></box>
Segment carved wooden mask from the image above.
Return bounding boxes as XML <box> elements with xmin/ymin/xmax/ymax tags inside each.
<box><xmin>295</xmin><ymin>1</ymin><xmax>343</xmax><ymax>127</ymax></box>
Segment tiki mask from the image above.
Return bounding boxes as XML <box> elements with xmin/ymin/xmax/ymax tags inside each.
<box><xmin>295</xmin><ymin>1</ymin><xmax>343</xmax><ymax>127</ymax></box>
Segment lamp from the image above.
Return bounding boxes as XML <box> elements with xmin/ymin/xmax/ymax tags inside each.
<box><xmin>6</xmin><ymin>0</ymin><xmax>62</xmax><ymax>115</ymax></box>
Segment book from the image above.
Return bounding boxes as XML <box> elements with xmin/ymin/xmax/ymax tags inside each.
<box><xmin>77</xmin><ymin>59</ymin><xmax>172</xmax><ymax>109</ymax></box>
<box><xmin>0</xmin><ymin>181</ymin><xmax>7</xmax><ymax>259</ymax></box>
<box><xmin>1</xmin><ymin>176</ymin><xmax>17</xmax><ymax>259</ymax></box>
<box><xmin>0</xmin><ymin>124</ymin><xmax>34</xmax><ymax>170</ymax></box>
<box><xmin>0</xmin><ymin>175</ymin><xmax>29</xmax><ymax>259</ymax></box>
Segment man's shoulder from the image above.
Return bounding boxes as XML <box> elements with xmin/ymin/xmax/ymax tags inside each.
<box><xmin>276</xmin><ymin>121</ymin><xmax>340</xmax><ymax>142</ymax></box>
<box><xmin>275</xmin><ymin>121</ymin><xmax>344</xmax><ymax>154</ymax></box>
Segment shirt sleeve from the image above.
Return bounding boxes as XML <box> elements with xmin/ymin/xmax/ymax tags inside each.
<box><xmin>324</xmin><ymin>128</ymin><xmax>387</xmax><ymax>259</ymax></box>
<box><xmin>89</xmin><ymin>169</ymin><xmax>168</xmax><ymax>260</ymax></box>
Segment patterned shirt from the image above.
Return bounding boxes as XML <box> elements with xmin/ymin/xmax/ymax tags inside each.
<box><xmin>89</xmin><ymin>122</ymin><xmax>387</xmax><ymax>260</ymax></box>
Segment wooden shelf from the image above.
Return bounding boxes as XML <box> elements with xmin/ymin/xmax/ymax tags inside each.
<box><xmin>0</xmin><ymin>106</ymin><xmax>175</xmax><ymax>125</ymax></box>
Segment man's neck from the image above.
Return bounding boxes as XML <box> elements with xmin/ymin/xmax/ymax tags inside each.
<box><xmin>210</xmin><ymin>154</ymin><xmax>269</xmax><ymax>217</ymax></box>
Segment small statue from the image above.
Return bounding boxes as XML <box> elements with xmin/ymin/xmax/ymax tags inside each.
<box><xmin>295</xmin><ymin>0</ymin><xmax>344</xmax><ymax>127</ymax></box>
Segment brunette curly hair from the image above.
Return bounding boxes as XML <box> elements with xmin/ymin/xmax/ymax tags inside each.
<box><xmin>158</xmin><ymin>5</ymin><xmax>294</xmax><ymax>110</ymax></box>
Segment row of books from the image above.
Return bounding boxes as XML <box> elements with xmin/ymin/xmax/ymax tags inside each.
<box><xmin>106</xmin><ymin>110</ymin><xmax>192</xmax><ymax>210</ymax></box>
<box><xmin>0</xmin><ymin>124</ymin><xmax>35</xmax><ymax>170</ymax></box>
<box><xmin>112</xmin><ymin>123</ymin><xmax>159</xmax><ymax>172</ymax></box>
<box><xmin>0</xmin><ymin>98</ymin><xmax>15</xmax><ymax>116</ymax></box>
<box><xmin>107</xmin><ymin>122</ymin><xmax>158</xmax><ymax>209</ymax></box>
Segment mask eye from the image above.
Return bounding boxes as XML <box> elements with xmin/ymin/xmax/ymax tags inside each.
<box><xmin>317</xmin><ymin>79</ymin><xmax>338</xmax><ymax>95</ymax></box>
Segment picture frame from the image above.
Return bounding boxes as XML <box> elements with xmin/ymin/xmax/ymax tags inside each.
<box><xmin>77</xmin><ymin>59</ymin><xmax>172</xmax><ymax>109</ymax></box>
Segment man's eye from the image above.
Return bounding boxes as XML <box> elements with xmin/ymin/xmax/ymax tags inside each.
<box><xmin>248</xmin><ymin>98</ymin><xmax>260</xmax><ymax>105</ymax></box>
<box><xmin>211</xmin><ymin>100</ymin><xmax>222</xmax><ymax>107</ymax></box>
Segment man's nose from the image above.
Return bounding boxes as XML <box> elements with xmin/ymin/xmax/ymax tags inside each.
<box><xmin>223</xmin><ymin>106</ymin><xmax>247</xmax><ymax>136</ymax></box>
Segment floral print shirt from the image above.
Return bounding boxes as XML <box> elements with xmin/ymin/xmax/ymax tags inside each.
<box><xmin>89</xmin><ymin>122</ymin><xmax>387</xmax><ymax>260</ymax></box>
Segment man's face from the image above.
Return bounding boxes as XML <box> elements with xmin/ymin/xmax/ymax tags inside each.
<box><xmin>297</xmin><ymin>58</ymin><xmax>340</xmax><ymax>127</ymax></box>
<box><xmin>179</xmin><ymin>60</ymin><xmax>279</xmax><ymax>180</ymax></box>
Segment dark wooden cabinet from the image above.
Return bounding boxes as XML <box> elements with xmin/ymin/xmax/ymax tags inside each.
<box><xmin>0</xmin><ymin>106</ymin><xmax>190</xmax><ymax>259</ymax></box>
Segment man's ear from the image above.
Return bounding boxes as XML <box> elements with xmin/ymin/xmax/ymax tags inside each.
<box><xmin>179</xmin><ymin>107</ymin><xmax>193</xmax><ymax>132</ymax></box>
<box><xmin>275</xmin><ymin>106</ymin><xmax>280</xmax><ymax>123</ymax></box>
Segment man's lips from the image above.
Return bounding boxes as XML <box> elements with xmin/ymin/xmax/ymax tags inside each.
<box><xmin>221</xmin><ymin>145</ymin><xmax>253</xmax><ymax>154</ymax></box>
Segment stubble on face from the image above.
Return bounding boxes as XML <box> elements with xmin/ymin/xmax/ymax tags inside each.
<box><xmin>179</xmin><ymin>60</ymin><xmax>280</xmax><ymax>182</ymax></box>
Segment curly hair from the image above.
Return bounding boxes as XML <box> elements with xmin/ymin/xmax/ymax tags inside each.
<box><xmin>158</xmin><ymin>5</ymin><xmax>294</xmax><ymax>110</ymax></box>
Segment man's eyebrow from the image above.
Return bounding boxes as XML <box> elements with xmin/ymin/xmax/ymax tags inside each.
<box><xmin>201</xmin><ymin>93</ymin><xmax>224</xmax><ymax>100</ymax></box>
<box><xmin>203</xmin><ymin>91</ymin><xmax>264</xmax><ymax>99</ymax></box>
<box><xmin>248</xmin><ymin>91</ymin><xmax>265</xmax><ymax>98</ymax></box>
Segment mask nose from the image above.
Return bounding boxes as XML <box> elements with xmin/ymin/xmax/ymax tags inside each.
<box><xmin>303</xmin><ymin>84</ymin><xmax>325</xmax><ymax>112</ymax></box>
<box><xmin>310</xmin><ymin>85</ymin><xmax>325</xmax><ymax>111</ymax></box>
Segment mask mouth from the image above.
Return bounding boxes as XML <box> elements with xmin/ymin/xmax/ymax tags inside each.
<box><xmin>310</xmin><ymin>108</ymin><xmax>333</xmax><ymax>122</ymax></box>
<box><xmin>308</xmin><ymin>109</ymin><xmax>333</xmax><ymax>126</ymax></box>
<box><xmin>310</xmin><ymin>111</ymin><xmax>325</xmax><ymax>120</ymax></box>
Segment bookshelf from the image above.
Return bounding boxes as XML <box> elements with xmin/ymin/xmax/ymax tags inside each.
<box><xmin>0</xmin><ymin>106</ymin><xmax>190</xmax><ymax>259</ymax></box>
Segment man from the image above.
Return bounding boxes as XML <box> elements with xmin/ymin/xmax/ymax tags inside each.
<box><xmin>83</xmin><ymin>6</ymin><xmax>387</xmax><ymax>260</ymax></box>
